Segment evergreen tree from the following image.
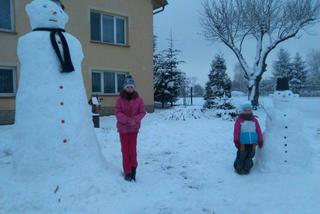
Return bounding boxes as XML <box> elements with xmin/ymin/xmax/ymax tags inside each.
<box><xmin>154</xmin><ymin>33</ymin><xmax>184</xmax><ymax>107</ymax></box>
<box><xmin>289</xmin><ymin>53</ymin><xmax>308</xmax><ymax>94</ymax></box>
<box><xmin>204</xmin><ymin>55</ymin><xmax>233</xmax><ymax>110</ymax></box>
<box><xmin>153</xmin><ymin>36</ymin><xmax>167</xmax><ymax>108</ymax></box>
<box><xmin>272</xmin><ymin>48</ymin><xmax>292</xmax><ymax>79</ymax></box>
<box><xmin>193</xmin><ymin>84</ymin><xmax>205</xmax><ymax>97</ymax></box>
<box><xmin>153</xmin><ymin>36</ymin><xmax>163</xmax><ymax>78</ymax></box>
<box><xmin>260</xmin><ymin>79</ymin><xmax>275</xmax><ymax>95</ymax></box>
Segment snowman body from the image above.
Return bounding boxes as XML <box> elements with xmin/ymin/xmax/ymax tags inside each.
<box><xmin>258</xmin><ymin>90</ymin><xmax>310</xmax><ymax>171</ymax></box>
<box><xmin>14</xmin><ymin>0</ymin><xmax>104</xmax><ymax>178</ymax></box>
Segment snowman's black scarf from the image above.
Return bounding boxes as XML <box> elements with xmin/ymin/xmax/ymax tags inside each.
<box><xmin>33</xmin><ymin>28</ymin><xmax>74</xmax><ymax>73</ymax></box>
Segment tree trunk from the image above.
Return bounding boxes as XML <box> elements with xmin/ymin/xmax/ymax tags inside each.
<box><xmin>252</xmin><ymin>76</ymin><xmax>262</xmax><ymax>107</ymax></box>
<box><xmin>247</xmin><ymin>65</ymin><xmax>266</xmax><ymax>107</ymax></box>
<box><xmin>161</xmin><ymin>94</ymin><xmax>165</xmax><ymax>108</ymax></box>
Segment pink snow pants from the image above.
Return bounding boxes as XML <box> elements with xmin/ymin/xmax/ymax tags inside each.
<box><xmin>119</xmin><ymin>133</ymin><xmax>138</xmax><ymax>174</ymax></box>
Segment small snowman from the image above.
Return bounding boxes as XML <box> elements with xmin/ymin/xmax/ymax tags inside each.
<box><xmin>14</xmin><ymin>0</ymin><xmax>106</xmax><ymax>179</ymax></box>
<box><xmin>257</xmin><ymin>78</ymin><xmax>311</xmax><ymax>172</ymax></box>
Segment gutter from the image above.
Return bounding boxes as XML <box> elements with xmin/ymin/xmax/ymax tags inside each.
<box><xmin>153</xmin><ymin>6</ymin><xmax>166</xmax><ymax>15</ymax></box>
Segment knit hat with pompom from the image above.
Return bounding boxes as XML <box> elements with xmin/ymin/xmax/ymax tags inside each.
<box><xmin>123</xmin><ymin>75</ymin><xmax>136</xmax><ymax>89</ymax></box>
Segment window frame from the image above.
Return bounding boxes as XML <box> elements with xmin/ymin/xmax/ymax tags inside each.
<box><xmin>90</xmin><ymin>10</ymin><xmax>128</xmax><ymax>46</ymax></box>
<box><xmin>0</xmin><ymin>0</ymin><xmax>15</xmax><ymax>32</ymax></box>
<box><xmin>91</xmin><ymin>70</ymin><xmax>128</xmax><ymax>95</ymax></box>
<box><xmin>0</xmin><ymin>65</ymin><xmax>17</xmax><ymax>97</ymax></box>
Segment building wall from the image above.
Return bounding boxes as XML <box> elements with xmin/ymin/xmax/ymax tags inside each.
<box><xmin>0</xmin><ymin>0</ymin><xmax>155</xmax><ymax>125</ymax></box>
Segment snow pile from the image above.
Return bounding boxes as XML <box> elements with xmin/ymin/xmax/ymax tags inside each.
<box><xmin>231</xmin><ymin>91</ymin><xmax>246</xmax><ymax>97</ymax></box>
<box><xmin>163</xmin><ymin>107</ymin><xmax>203</xmax><ymax>121</ymax></box>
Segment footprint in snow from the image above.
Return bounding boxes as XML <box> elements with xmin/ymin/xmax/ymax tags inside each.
<box><xmin>180</xmin><ymin>171</ymin><xmax>189</xmax><ymax>180</ymax></box>
<box><xmin>202</xmin><ymin>208</ymin><xmax>216</xmax><ymax>214</ymax></box>
<box><xmin>0</xmin><ymin>150</ymin><xmax>13</xmax><ymax>165</ymax></box>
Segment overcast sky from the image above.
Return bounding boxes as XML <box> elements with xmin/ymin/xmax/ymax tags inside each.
<box><xmin>153</xmin><ymin>0</ymin><xmax>320</xmax><ymax>86</ymax></box>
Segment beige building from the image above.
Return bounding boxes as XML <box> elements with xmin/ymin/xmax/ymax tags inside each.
<box><xmin>0</xmin><ymin>0</ymin><xmax>167</xmax><ymax>125</ymax></box>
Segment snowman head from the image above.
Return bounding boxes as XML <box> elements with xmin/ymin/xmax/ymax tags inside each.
<box><xmin>271</xmin><ymin>77</ymin><xmax>297</xmax><ymax>106</ymax></box>
<box><xmin>26</xmin><ymin>0</ymin><xmax>69</xmax><ymax>30</ymax></box>
<box><xmin>272</xmin><ymin>90</ymin><xmax>296</xmax><ymax>104</ymax></box>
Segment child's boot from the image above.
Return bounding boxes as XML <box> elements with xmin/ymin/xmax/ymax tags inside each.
<box><xmin>124</xmin><ymin>174</ymin><xmax>132</xmax><ymax>182</ymax></box>
<box><xmin>131</xmin><ymin>167</ymin><xmax>136</xmax><ymax>182</ymax></box>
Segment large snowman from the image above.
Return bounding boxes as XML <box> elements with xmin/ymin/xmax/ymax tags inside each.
<box><xmin>257</xmin><ymin>78</ymin><xmax>311</xmax><ymax>172</ymax></box>
<box><xmin>14</xmin><ymin>0</ymin><xmax>106</xmax><ymax>180</ymax></box>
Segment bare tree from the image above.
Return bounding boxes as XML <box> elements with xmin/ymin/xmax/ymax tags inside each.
<box><xmin>201</xmin><ymin>0</ymin><xmax>320</xmax><ymax>105</ymax></box>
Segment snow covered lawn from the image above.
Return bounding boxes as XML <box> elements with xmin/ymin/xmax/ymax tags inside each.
<box><xmin>95</xmin><ymin>97</ymin><xmax>320</xmax><ymax>214</ymax></box>
<box><xmin>1</xmin><ymin>97</ymin><xmax>319</xmax><ymax>214</ymax></box>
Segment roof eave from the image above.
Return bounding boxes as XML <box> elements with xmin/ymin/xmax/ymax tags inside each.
<box><xmin>153</xmin><ymin>0</ymin><xmax>168</xmax><ymax>10</ymax></box>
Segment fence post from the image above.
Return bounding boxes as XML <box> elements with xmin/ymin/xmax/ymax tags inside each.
<box><xmin>190</xmin><ymin>87</ymin><xmax>193</xmax><ymax>106</ymax></box>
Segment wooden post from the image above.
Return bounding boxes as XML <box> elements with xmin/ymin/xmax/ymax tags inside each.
<box><xmin>190</xmin><ymin>87</ymin><xmax>193</xmax><ymax>106</ymax></box>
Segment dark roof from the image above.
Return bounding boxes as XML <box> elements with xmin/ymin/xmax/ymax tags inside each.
<box><xmin>152</xmin><ymin>0</ymin><xmax>168</xmax><ymax>10</ymax></box>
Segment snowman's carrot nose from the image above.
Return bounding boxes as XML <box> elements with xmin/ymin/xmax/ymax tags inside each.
<box><xmin>52</xmin><ymin>11</ymin><xmax>57</xmax><ymax>15</ymax></box>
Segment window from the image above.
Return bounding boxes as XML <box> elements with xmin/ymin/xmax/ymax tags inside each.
<box><xmin>90</xmin><ymin>11</ymin><xmax>127</xmax><ymax>45</ymax></box>
<box><xmin>92</xmin><ymin>70</ymin><xmax>128</xmax><ymax>94</ymax></box>
<box><xmin>90</xmin><ymin>12</ymin><xmax>101</xmax><ymax>41</ymax></box>
<box><xmin>0</xmin><ymin>66</ymin><xmax>16</xmax><ymax>96</ymax></box>
<box><xmin>0</xmin><ymin>0</ymin><xmax>14</xmax><ymax>31</ymax></box>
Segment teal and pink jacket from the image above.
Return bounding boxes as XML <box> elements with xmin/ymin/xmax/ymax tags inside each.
<box><xmin>233</xmin><ymin>114</ymin><xmax>263</xmax><ymax>149</ymax></box>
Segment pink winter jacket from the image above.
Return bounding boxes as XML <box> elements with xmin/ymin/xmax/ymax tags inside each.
<box><xmin>115</xmin><ymin>91</ymin><xmax>146</xmax><ymax>133</ymax></box>
<box><xmin>233</xmin><ymin>115</ymin><xmax>264</xmax><ymax>149</ymax></box>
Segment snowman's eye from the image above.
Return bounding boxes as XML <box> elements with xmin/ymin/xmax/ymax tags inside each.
<box><xmin>288</xmin><ymin>93</ymin><xmax>292</xmax><ymax>96</ymax></box>
<box><xmin>43</xmin><ymin>5</ymin><xmax>47</xmax><ymax>8</ymax></box>
<box><xmin>278</xmin><ymin>93</ymin><xmax>281</xmax><ymax>95</ymax></box>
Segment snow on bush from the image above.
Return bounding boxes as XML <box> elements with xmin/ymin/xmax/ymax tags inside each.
<box><xmin>163</xmin><ymin>107</ymin><xmax>203</xmax><ymax>121</ymax></box>
<box><xmin>162</xmin><ymin>105</ymin><xmax>237</xmax><ymax>122</ymax></box>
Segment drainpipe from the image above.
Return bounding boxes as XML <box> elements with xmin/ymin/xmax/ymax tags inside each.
<box><xmin>153</xmin><ymin>6</ymin><xmax>166</xmax><ymax>15</ymax></box>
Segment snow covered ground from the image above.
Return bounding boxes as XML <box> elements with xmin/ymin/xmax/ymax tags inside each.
<box><xmin>1</xmin><ymin>96</ymin><xmax>320</xmax><ymax>214</ymax></box>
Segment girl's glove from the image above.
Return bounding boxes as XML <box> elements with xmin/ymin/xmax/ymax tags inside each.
<box><xmin>258</xmin><ymin>141</ymin><xmax>264</xmax><ymax>149</ymax></box>
<box><xmin>234</xmin><ymin>141</ymin><xmax>240</xmax><ymax>149</ymax></box>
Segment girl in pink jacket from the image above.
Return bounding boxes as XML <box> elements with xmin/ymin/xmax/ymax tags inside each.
<box><xmin>115</xmin><ymin>75</ymin><xmax>146</xmax><ymax>182</ymax></box>
<box><xmin>233</xmin><ymin>102</ymin><xmax>263</xmax><ymax>175</ymax></box>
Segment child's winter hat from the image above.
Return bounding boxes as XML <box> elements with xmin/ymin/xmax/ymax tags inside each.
<box><xmin>123</xmin><ymin>75</ymin><xmax>136</xmax><ymax>89</ymax></box>
<box><xmin>240</xmin><ymin>101</ymin><xmax>252</xmax><ymax>113</ymax></box>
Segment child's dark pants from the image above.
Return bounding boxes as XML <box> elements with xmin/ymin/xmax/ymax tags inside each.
<box><xmin>234</xmin><ymin>144</ymin><xmax>256</xmax><ymax>173</ymax></box>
